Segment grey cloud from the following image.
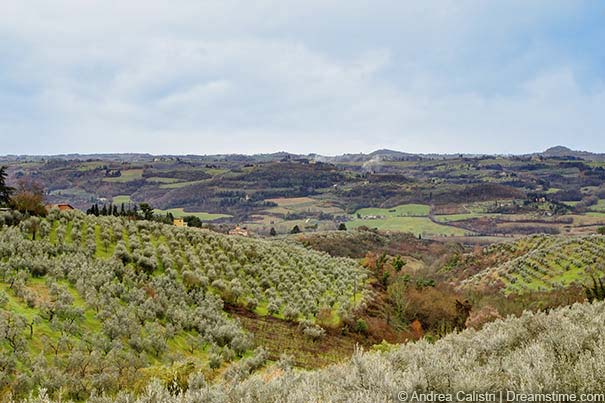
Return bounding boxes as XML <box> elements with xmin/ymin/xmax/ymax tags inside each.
<box><xmin>1</xmin><ymin>1</ymin><xmax>604</xmax><ymax>155</ymax></box>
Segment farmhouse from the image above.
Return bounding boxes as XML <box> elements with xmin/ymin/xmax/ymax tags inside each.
<box><xmin>46</xmin><ymin>203</ymin><xmax>75</xmax><ymax>212</ymax></box>
<box><xmin>229</xmin><ymin>226</ymin><xmax>249</xmax><ymax>237</ymax></box>
<box><xmin>173</xmin><ymin>218</ymin><xmax>187</xmax><ymax>227</ymax></box>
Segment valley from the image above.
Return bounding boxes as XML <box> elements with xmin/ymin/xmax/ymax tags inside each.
<box><xmin>4</xmin><ymin>146</ymin><xmax>605</xmax><ymax>239</ymax></box>
<box><xmin>1</xmin><ymin>147</ymin><xmax>604</xmax><ymax>401</ymax></box>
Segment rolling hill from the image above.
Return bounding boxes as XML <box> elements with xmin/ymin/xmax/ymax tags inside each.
<box><xmin>462</xmin><ymin>234</ymin><xmax>605</xmax><ymax>294</ymax></box>
<box><xmin>0</xmin><ymin>208</ymin><xmax>368</xmax><ymax>400</ymax></box>
<box><xmin>20</xmin><ymin>300</ymin><xmax>605</xmax><ymax>402</ymax></box>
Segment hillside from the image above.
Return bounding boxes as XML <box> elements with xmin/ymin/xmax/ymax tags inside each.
<box><xmin>20</xmin><ymin>300</ymin><xmax>605</xmax><ymax>402</ymax></box>
<box><xmin>0</xmin><ymin>209</ymin><xmax>368</xmax><ymax>400</ymax></box>
<box><xmin>3</xmin><ymin>147</ymin><xmax>605</xmax><ymax>239</ymax></box>
<box><xmin>461</xmin><ymin>234</ymin><xmax>605</xmax><ymax>294</ymax></box>
<box><xmin>539</xmin><ymin>146</ymin><xmax>605</xmax><ymax>161</ymax></box>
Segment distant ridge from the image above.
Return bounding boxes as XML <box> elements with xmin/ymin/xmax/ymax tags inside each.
<box><xmin>537</xmin><ymin>145</ymin><xmax>605</xmax><ymax>161</ymax></box>
<box><xmin>2</xmin><ymin>146</ymin><xmax>604</xmax><ymax>162</ymax></box>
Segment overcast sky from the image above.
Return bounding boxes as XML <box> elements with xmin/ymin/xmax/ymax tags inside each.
<box><xmin>1</xmin><ymin>1</ymin><xmax>604</xmax><ymax>155</ymax></box>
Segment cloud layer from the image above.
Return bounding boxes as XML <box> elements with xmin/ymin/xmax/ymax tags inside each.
<box><xmin>1</xmin><ymin>1</ymin><xmax>604</xmax><ymax>155</ymax></box>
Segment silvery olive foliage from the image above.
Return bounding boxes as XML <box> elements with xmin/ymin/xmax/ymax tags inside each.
<box><xmin>0</xmin><ymin>209</ymin><xmax>367</xmax><ymax>399</ymax></box>
<box><xmin>15</xmin><ymin>300</ymin><xmax>605</xmax><ymax>403</ymax></box>
<box><xmin>465</xmin><ymin>234</ymin><xmax>605</xmax><ymax>292</ymax></box>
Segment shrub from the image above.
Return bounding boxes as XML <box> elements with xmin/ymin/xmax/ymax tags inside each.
<box><xmin>301</xmin><ymin>322</ymin><xmax>325</xmax><ymax>341</ymax></box>
<box><xmin>354</xmin><ymin>318</ymin><xmax>369</xmax><ymax>334</ymax></box>
<box><xmin>465</xmin><ymin>305</ymin><xmax>502</xmax><ymax>330</ymax></box>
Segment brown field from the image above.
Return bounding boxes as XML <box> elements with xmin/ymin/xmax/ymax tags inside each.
<box><xmin>226</xmin><ymin>305</ymin><xmax>369</xmax><ymax>369</ymax></box>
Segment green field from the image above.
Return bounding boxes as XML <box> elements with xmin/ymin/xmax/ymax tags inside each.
<box><xmin>347</xmin><ymin>216</ymin><xmax>469</xmax><ymax>236</ymax></box>
<box><xmin>110</xmin><ymin>198</ymin><xmax>230</xmax><ymax>221</ymax></box>
<box><xmin>264</xmin><ymin>197</ymin><xmax>345</xmax><ymax>216</ymax></box>
<box><xmin>589</xmin><ymin>199</ymin><xmax>605</xmax><ymax>212</ymax></box>
<box><xmin>347</xmin><ymin>204</ymin><xmax>470</xmax><ymax>236</ymax></box>
<box><xmin>205</xmin><ymin>168</ymin><xmax>229</xmax><ymax>175</ymax></box>
<box><xmin>145</xmin><ymin>176</ymin><xmax>183</xmax><ymax>184</ymax></box>
<box><xmin>159</xmin><ymin>179</ymin><xmax>210</xmax><ymax>189</ymax></box>
<box><xmin>587</xmin><ymin>212</ymin><xmax>605</xmax><ymax>218</ymax></box>
<box><xmin>354</xmin><ymin>204</ymin><xmax>430</xmax><ymax>217</ymax></box>
<box><xmin>154</xmin><ymin>208</ymin><xmax>231</xmax><ymax>220</ymax></box>
<box><xmin>434</xmin><ymin>213</ymin><xmax>500</xmax><ymax>222</ymax></box>
<box><xmin>112</xmin><ymin>194</ymin><xmax>133</xmax><ymax>204</ymax></box>
<box><xmin>562</xmin><ymin>200</ymin><xmax>581</xmax><ymax>207</ymax></box>
<box><xmin>102</xmin><ymin>169</ymin><xmax>144</xmax><ymax>183</ymax></box>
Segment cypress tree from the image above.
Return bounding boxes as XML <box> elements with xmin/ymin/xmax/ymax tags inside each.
<box><xmin>0</xmin><ymin>166</ymin><xmax>13</xmax><ymax>206</ymax></box>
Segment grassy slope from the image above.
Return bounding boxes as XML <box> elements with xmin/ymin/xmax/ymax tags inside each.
<box><xmin>228</xmin><ymin>305</ymin><xmax>366</xmax><ymax>369</ymax></box>
<box><xmin>4</xmin><ymin>213</ymin><xmax>368</xmax><ymax>353</ymax></box>
<box><xmin>0</xmin><ymin>213</ymin><xmax>373</xmax><ymax>400</ymax></box>
<box><xmin>44</xmin><ymin>301</ymin><xmax>605</xmax><ymax>402</ymax></box>
<box><xmin>346</xmin><ymin>216</ymin><xmax>469</xmax><ymax>236</ymax></box>
<box><xmin>464</xmin><ymin>234</ymin><xmax>605</xmax><ymax>294</ymax></box>
<box><xmin>345</xmin><ymin>204</ymin><xmax>471</xmax><ymax>236</ymax></box>
<box><xmin>355</xmin><ymin>204</ymin><xmax>431</xmax><ymax>217</ymax></box>
<box><xmin>102</xmin><ymin>169</ymin><xmax>144</xmax><ymax>183</ymax></box>
<box><xmin>153</xmin><ymin>208</ymin><xmax>231</xmax><ymax>220</ymax></box>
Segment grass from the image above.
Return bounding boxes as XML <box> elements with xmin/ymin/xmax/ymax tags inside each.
<box><xmin>76</xmin><ymin>161</ymin><xmax>105</xmax><ymax>171</ymax></box>
<box><xmin>229</xmin><ymin>307</ymin><xmax>365</xmax><ymax>369</ymax></box>
<box><xmin>468</xmin><ymin>235</ymin><xmax>605</xmax><ymax>295</ymax></box>
<box><xmin>347</xmin><ymin>216</ymin><xmax>470</xmax><ymax>237</ymax></box>
<box><xmin>570</xmin><ymin>214</ymin><xmax>605</xmax><ymax>225</ymax></box>
<box><xmin>0</xmin><ymin>277</ymin><xmax>105</xmax><ymax>358</ymax></box>
<box><xmin>266</xmin><ymin>197</ymin><xmax>316</xmax><ymax>207</ymax></box>
<box><xmin>49</xmin><ymin>187</ymin><xmax>95</xmax><ymax>198</ymax></box>
<box><xmin>245</xmin><ymin>218</ymin><xmax>338</xmax><ymax>234</ymax></box>
<box><xmin>589</xmin><ymin>199</ymin><xmax>605</xmax><ymax>212</ymax></box>
<box><xmin>0</xmin><ymin>275</ymin><xmax>208</xmax><ymax>377</ymax></box>
<box><xmin>145</xmin><ymin>177</ymin><xmax>183</xmax><ymax>184</ymax></box>
<box><xmin>0</xmin><ymin>284</ymin><xmax>61</xmax><ymax>355</ymax></box>
<box><xmin>354</xmin><ymin>204</ymin><xmax>430</xmax><ymax>218</ymax></box>
<box><xmin>434</xmin><ymin>213</ymin><xmax>500</xmax><ymax>222</ymax></box>
<box><xmin>464</xmin><ymin>200</ymin><xmax>517</xmax><ymax>213</ymax></box>
<box><xmin>112</xmin><ymin>195</ymin><xmax>133</xmax><ymax>204</ymax></box>
<box><xmin>562</xmin><ymin>200</ymin><xmax>582</xmax><ymax>207</ymax></box>
<box><xmin>586</xmin><ymin>212</ymin><xmax>605</xmax><ymax>218</ymax></box>
<box><xmin>204</xmin><ymin>168</ymin><xmax>229</xmax><ymax>175</ymax></box>
<box><xmin>159</xmin><ymin>179</ymin><xmax>211</xmax><ymax>189</ymax></box>
<box><xmin>1</xmin><ymin>214</ymin><xmax>370</xmax><ymax>397</ymax></box>
<box><xmin>346</xmin><ymin>203</ymin><xmax>470</xmax><ymax>236</ymax></box>
<box><xmin>103</xmin><ymin>169</ymin><xmax>144</xmax><ymax>183</ymax></box>
<box><xmin>264</xmin><ymin>197</ymin><xmax>345</xmax><ymax>216</ymax></box>
<box><xmin>155</xmin><ymin>208</ymin><xmax>231</xmax><ymax>221</ymax></box>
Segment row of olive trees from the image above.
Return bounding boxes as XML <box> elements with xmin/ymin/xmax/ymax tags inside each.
<box><xmin>39</xmin><ymin>210</ymin><xmax>369</xmax><ymax>322</ymax></box>
<box><xmin>14</xmin><ymin>300</ymin><xmax>605</xmax><ymax>403</ymax></box>
<box><xmin>467</xmin><ymin>234</ymin><xmax>605</xmax><ymax>293</ymax></box>
<box><xmin>0</xmin><ymin>220</ymin><xmax>252</xmax><ymax>399</ymax></box>
<box><xmin>1</xmin><ymin>209</ymin><xmax>369</xmax><ymax>400</ymax></box>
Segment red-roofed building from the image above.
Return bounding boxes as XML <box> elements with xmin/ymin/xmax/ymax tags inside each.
<box><xmin>46</xmin><ymin>204</ymin><xmax>75</xmax><ymax>212</ymax></box>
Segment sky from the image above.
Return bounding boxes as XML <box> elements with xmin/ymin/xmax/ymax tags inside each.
<box><xmin>1</xmin><ymin>0</ymin><xmax>605</xmax><ymax>156</ymax></box>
